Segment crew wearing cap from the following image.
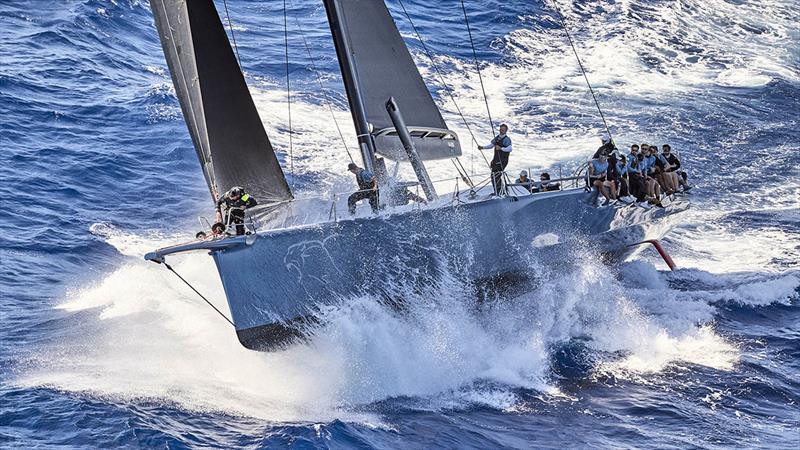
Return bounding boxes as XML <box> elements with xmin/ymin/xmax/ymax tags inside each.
<box><xmin>515</xmin><ymin>170</ymin><xmax>533</xmax><ymax>192</ymax></box>
<box><xmin>347</xmin><ymin>162</ymin><xmax>379</xmax><ymax>214</ymax></box>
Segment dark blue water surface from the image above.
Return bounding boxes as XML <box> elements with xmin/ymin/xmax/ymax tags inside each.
<box><xmin>1</xmin><ymin>0</ymin><xmax>799</xmax><ymax>448</ymax></box>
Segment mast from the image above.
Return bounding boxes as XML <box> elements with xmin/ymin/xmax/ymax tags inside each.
<box><xmin>322</xmin><ymin>0</ymin><xmax>377</xmax><ymax>172</ymax></box>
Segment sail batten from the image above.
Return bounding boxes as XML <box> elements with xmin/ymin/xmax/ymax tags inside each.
<box><xmin>151</xmin><ymin>0</ymin><xmax>292</xmax><ymax>204</ymax></box>
<box><xmin>326</xmin><ymin>0</ymin><xmax>462</xmax><ymax>161</ymax></box>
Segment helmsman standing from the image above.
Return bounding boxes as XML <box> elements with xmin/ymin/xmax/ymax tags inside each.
<box><xmin>478</xmin><ymin>123</ymin><xmax>513</xmax><ymax>195</ymax></box>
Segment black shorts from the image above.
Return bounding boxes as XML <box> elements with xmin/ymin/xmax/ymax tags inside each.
<box><xmin>589</xmin><ymin>176</ymin><xmax>605</xmax><ymax>185</ymax></box>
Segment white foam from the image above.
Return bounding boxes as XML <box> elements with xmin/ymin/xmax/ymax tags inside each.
<box><xmin>19</xmin><ymin>229</ymin><xmax>554</xmax><ymax>422</ymax></box>
<box><xmin>678</xmin><ymin>273</ymin><xmax>800</xmax><ymax>307</ymax></box>
<box><xmin>17</xmin><ymin>226</ymin><xmax>761</xmax><ymax>422</ymax></box>
<box><xmin>532</xmin><ymin>233</ymin><xmax>560</xmax><ymax>248</ymax></box>
<box><xmin>601</xmin><ymin>324</ymin><xmax>738</xmax><ymax>376</ymax></box>
<box><xmin>668</xmin><ymin>212</ymin><xmax>799</xmax><ymax>275</ymax></box>
<box><xmin>715</xmin><ymin>69</ymin><xmax>773</xmax><ymax>88</ymax></box>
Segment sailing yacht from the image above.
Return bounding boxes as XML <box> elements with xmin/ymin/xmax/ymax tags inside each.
<box><xmin>145</xmin><ymin>0</ymin><xmax>688</xmax><ymax>350</ymax></box>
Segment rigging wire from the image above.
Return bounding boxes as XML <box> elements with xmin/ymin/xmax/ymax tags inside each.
<box><xmin>221</xmin><ymin>0</ymin><xmax>242</xmax><ymax>68</ymax></box>
<box><xmin>460</xmin><ymin>0</ymin><xmax>496</xmax><ymax>138</ymax></box>
<box><xmin>396</xmin><ymin>0</ymin><xmax>489</xmax><ymax>176</ymax></box>
<box><xmin>548</xmin><ymin>1</ymin><xmax>614</xmax><ymax>141</ymax></box>
<box><xmin>283</xmin><ymin>0</ymin><xmax>294</xmax><ymax>185</ymax></box>
<box><xmin>289</xmin><ymin>0</ymin><xmax>355</xmax><ymax>163</ymax></box>
<box><xmin>162</xmin><ymin>262</ymin><xmax>235</xmax><ymax>327</ymax></box>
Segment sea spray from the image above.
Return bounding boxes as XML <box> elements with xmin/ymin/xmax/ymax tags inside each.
<box><xmin>18</xmin><ymin>226</ymin><xmax>782</xmax><ymax>422</ymax></box>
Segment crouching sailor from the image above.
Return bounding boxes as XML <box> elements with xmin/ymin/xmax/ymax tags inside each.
<box><xmin>215</xmin><ymin>186</ymin><xmax>257</xmax><ymax>235</ymax></box>
<box><xmin>347</xmin><ymin>162</ymin><xmax>379</xmax><ymax>214</ymax></box>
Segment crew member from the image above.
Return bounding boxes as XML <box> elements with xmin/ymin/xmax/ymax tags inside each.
<box><xmin>652</xmin><ymin>148</ymin><xmax>675</xmax><ymax>195</ymax></box>
<box><xmin>539</xmin><ymin>172</ymin><xmax>560</xmax><ymax>191</ymax></box>
<box><xmin>616</xmin><ymin>155</ymin><xmax>629</xmax><ymax>198</ymax></box>
<box><xmin>641</xmin><ymin>147</ymin><xmax>663</xmax><ymax>206</ymax></box>
<box><xmin>627</xmin><ymin>151</ymin><xmax>646</xmax><ymax>201</ymax></box>
<box><xmin>661</xmin><ymin>144</ymin><xmax>691</xmax><ymax>192</ymax></box>
<box><xmin>588</xmin><ymin>153</ymin><xmax>615</xmax><ymax>205</ymax></box>
<box><xmin>347</xmin><ymin>162</ymin><xmax>379</xmax><ymax>214</ymax></box>
<box><xmin>516</xmin><ymin>170</ymin><xmax>533</xmax><ymax>192</ymax></box>
<box><xmin>478</xmin><ymin>123</ymin><xmax>513</xmax><ymax>195</ymax></box>
<box><xmin>215</xmin><ymin>186</ymin><xmax>258</xmax><ymax>235</ymax></box>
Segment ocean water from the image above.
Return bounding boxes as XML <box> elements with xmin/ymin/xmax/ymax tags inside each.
<box><xmin>1</xmin><ymin>0</ymin><xmax>799</xmax><ymax>448</ymax></box>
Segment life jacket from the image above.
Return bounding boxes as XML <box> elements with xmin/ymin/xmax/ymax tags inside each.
<box><xmin>492</xmin><ymin>134</ymin><xmax>512</xmax><ymax>149</ymax></box>
<box><xmin>220</xmin><ymin>193</ymin><xmax>254</xmax><ymax>209</ymax></box>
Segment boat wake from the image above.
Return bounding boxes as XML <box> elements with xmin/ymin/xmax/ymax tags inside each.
<box><xmin>14</xmin><ymin>223</ymin><xmax>798</xmax><ymax>424</ymax></box>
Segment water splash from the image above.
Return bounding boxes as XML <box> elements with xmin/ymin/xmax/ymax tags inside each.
<box><xmin>20</xmin><ymin>223</ymin><xmax>797</xmax><ymax>423</ymax></box>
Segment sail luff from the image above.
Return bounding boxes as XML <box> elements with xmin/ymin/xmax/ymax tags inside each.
<box><xmin>152</xmin><ymin>0</ymin><xmax>216</xmax><ymax>197</ymax></box>
<box><xmin>150</xmin><ymin>0</ymin><xmax>292</xmax><ymax>204</ymax></box>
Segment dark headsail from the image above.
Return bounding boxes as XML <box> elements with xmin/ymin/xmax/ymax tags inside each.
<box><xmin>324</xmin><ymin>0</ymin><xmax>462</xmax><ymax>162</ymax></box>
<box><xmin>150</xmin><ymin>0</ymin><xmax>292</xmax><ymax>204</ymax></box>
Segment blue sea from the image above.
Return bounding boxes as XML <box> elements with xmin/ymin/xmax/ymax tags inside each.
<box><xmin>1</xmin><ymin>0</ymin><xmax>799</xmax><ymax>448</ymax></box>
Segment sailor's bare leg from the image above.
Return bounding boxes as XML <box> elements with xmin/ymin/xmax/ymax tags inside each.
<box><xmin>663</xmin><ymin>172</ymin><xmax>676</xmax><ymax>193</ymax></box>
<box><xmin>604</xmin><ymin>180</ymin><xmax>617</xmax><ymax>199</ymax></box>
<box><xmin>594</xmin><ymin>180</ymin><xmax>610</xmax><ymax>202</ymax></box>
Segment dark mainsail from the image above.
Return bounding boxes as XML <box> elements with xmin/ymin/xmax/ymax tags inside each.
<box><xmin>151</xmin><ymin>0</ymin><xmax>292</xmax><ymax>204</ymax></box>
<box><xmin>324</xmin><ymin>0</ymin><xmax>462</xmax><ymax>162</ymax></box>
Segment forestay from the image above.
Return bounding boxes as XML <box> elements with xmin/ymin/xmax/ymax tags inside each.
<box><xmin>150</xmin><ymin>0</ymin><xmax>292</xmax><ymax>204</ymax></box>
<box><xmin>328</xmin><ymin>0</ymin><xmax>462</xmax><ymax>161</ymax></box>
